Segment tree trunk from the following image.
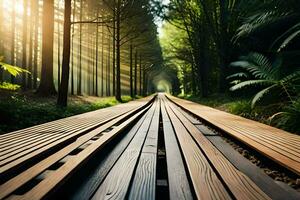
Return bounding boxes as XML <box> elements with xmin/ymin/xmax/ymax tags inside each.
<box><xmin>33</xmin><ymin>0</ymin><xmax>39</xmax><ymax>89</ymax></box>
<box><xmin>57</xmin><ymin>0</ymin><xmax>61</xmax><ymax>91</ymax></box>
<box><xmin>115</xmin><ymin>0</ymin><xmax>121</xmax><ymax>101</ymax></box>
<box><xmin>0</xmin><ymin>0</ymin><xmax>3</xmax><ymax>82</ymax></box>
<box><xmin>134</xmin><ymin>50</ymin><xmax>137</xmax><ymax>97</ymax></box>
<box><xmin>130</xmin><ymin>44</ymin><xmax>133</xmax><ymax>98</ymax></box>
<box><xmin>10</xmin><ymin>0</ymin><xmax>16</xmax><ymax>83</ymax></box>
<box><xmin>77</xmin><ymin>0</ymin><xmax>83</xmax><ymax>95</ymax></box>
<box><xmin>139</xmin><ymin>54</ymin><xmax>142</xmax><ymax>96</ymax></box>
<box><xmin>112</xmin><ymin>6</ymin><xmax>116</xmax><ymax>96</ymax></box>
<box><xmin>101</xmin><ymin>21</ymin><xmax>104</xmax><ymax>97</ymax></box>
<box><xmin>57</xmin><ymin>0</ymin><xmax>71</xmax><ymax>107</ymax></box>
<box><xmin>71</xmin><ymin>0</ymin><xmax>76</xmax><ymax>95</ymax></box>
<box><xmin>22</xmin><ymin>0</ymin><xmax>28</xmax><ymax>89</ymax></box>
<box><xmin>95</xmin><ymin>23</ymin><xmax>99</xmax><ymax>96</ymax></box>
<box><xmin>27</xmin><ymin>0</ymin><xmax>35</xmax><ymax>89</ymax></box>
<box><xmin>107</xmin><ymin>33</ymin><xmax>111</xmax><ymax>96</ymax></box>
<box><xmin>37</xmin><ymin>0</ymin><xmax>56</xmax><ymax>96</ymax></box>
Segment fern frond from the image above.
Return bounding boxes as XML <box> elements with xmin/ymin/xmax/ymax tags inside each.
<box><xmin>230</xmin><ymin>80</ymin><xmax>273</xmax><ymax>91</ymax></box>
<box><xmin>281</xmin><ymin>71</ymin><xmax>300</xmax><ymax>84</ymax></box>
<box><xmin>226</xmin><ymin>72</ymin><xmax>248</xmax><ymax>80</ymax></box>
<box><xmin>0</xmin><ymin>62</ymin><xmax>30</xmax><ymax>77</ymax></box>
<box><xmin>251</xmin><ymin>84</ymin><xmax>278</xmax><ymax>107</ymax></box>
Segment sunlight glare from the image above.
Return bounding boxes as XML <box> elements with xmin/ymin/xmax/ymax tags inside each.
<box><xmin>3</xmin><ymin>0</ymin><xmax>24</xmax><ymax>15</ymax></box>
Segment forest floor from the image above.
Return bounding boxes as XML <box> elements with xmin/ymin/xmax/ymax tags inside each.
<box><xmin>0</xmin><ymin>90</ymin><xmax>133</xmax><ymax>134</ymax></box>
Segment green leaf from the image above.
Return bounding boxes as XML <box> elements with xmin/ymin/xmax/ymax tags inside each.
<box><xmin>226</xmin><ymin>72</ymin><xmax>248</xmax><ymax>80</ymax></box>
<box><xmin>0</xmin><ymin>62</ymin><xmax>30</xmax><ymax>77</ymax></box>
<box><xmin>251</xmin><ymin>84</ymin><xmax>278</xmax><ymax>107</ymax></box>
<box><xmin>229</xmin><ymin>79</ymin><xmax>273</xmax><ymax>91</ymax></box>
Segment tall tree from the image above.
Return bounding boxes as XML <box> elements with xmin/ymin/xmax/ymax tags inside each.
<box><xmin>33</xmin><ymin>0</ymin><xmax>39</xmax><ymax>89</ymax></box>
<box><xmin>10</xmin><ymin>0</ymin><xmax>16</xmax><ymax>83</ymax></box>
<box><xmin>37</xmin><ymin>0</ymin><xmax>56</xmax><ymax>95</ymax></box>
<box><xmin>71</xmin><ymin>0</ymin><xmax>76</xmax><ymax>95</ymax></box>
<box><xmin>22</xmin><ymin>0</ymin><xmax>28</xmax><ymax>89</ymax></box>
<box><xmin>57</xmin><ymin>0</ymin><xmax>71</xmax><ymax>107</ymax></box>
<box><xmin>77</xmin><ymin>0</ymin><xmax>83</xmax><ymax>95</ymax></box>
<box><xmin>115</xmin><ymin>0</ymin><xmax>121</xmax><ymax>101</ymax></box>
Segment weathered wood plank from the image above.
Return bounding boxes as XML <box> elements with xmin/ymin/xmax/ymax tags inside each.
<box><xmin>128</xmin><ymin>99</ymin><xmax>160</xmax><ymax>200</ymax></box>
<box><xmin>166</xmin><ymin>99</ymin><xmax>271</xmax><ymax>200</ymax></box>
<box><xmin>68</xmin><ymin>107</ymin><xmax>150</xmax><ymax>200</ymax></box>
<box><xmin>163</xmin><ymin>98</ymin><xmax>231</xmax><ymax>200</ymax></box>
<box><xmin>0</xmin><ymin>103</ymin><xmax>151</xmax><ymax>199</ymax></box>
<box><xmin>91</xmin><ymin>101</ymin><xmax>158</xmax><ymax>200</ymax></box>
<box><xmin>167</xmin><ymin>94</ymin><xmax>300</xmax><ymax>175</ymax></box>
<box><xmin>160</xmin><ymin>99</ymin><xmax>193</xmax><ymax>200</ymax></box>
<box><xmin>207</xmin><ymin>136</ymin><xmax>300</xmax><ymax>200</ymax></box>
<box><xmin>4</xmin><ymin>104</ymin><xmax>151</xmax><ymax>200</ymax></box>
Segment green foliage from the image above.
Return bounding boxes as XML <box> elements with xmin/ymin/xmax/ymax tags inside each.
<box><xmin>0</xmin><ymin>57</ymin><xmax>30</xmax><ymax>77</ymax></box>
<box><xmin>0</xmin><ymin>95</ymin><xmax>132</xmax><ymax>134</ymax></box>
<box><xmin>0</xmin><ymin>82</ymin><xmax>21</xmax><ymax>91</ymax></box>
<box><xmin>228</xmin><ymin>52</ymin><xmax>300</xmax><ymax>107</ymax></box>
<box><xmin>270</xmin><ymin>98</ymin><xmax>300</xmax><ymax>133</ymax></box>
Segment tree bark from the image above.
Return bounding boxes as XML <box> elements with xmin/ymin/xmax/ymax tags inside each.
<box><xmin>57</xmin><ymin>0</ymin><xmax>61</xmax><ymax>91</ymax></box>
<box><xmin>139</xmin><ymin>54</ymin><xmax>142</xmax><ymax>96</ymax></box>
<box><xmin>37</xmin><ymin>0</ymin><xmax>56</xmax><ymax>96</ymax></box>
<box><xmin>71</xmin><ymin>0</ymin><xmax>76</xmax><ymax>95</ymax></box>
<box><xmin>115</xmin><ymin>0</ymin><xmax>121</xmax><ymax>101</ymax></box>
<box><xmin>33</xmin><ymin>0</ymin><xmax>39</xmax><ymax>89</ymax></box>
<box><xmin>27</xmin><ymin>0</ymin><xmax>35</xmax><ymax>89</ymax></box>
<box><xmin>95</xmin><ymin>22</ymin><xmax>99</xmax><ymax>96</ymax></box>
<box><xmin>101</xmin><ymin>20</ymin><xmax>104</xmax><ymax>97</ymax></box>
<box><xmin>130</xmin><ymin>43</ymin><xmax>133</xmax><ymax>98</ymax></box>
<box><xmin>112</xmin><ymin>9</ymin><xmax>116</xmax><ymax>96</ymax></box>
<box><xmin>10</xmin><ymin>0</ymin><xmax>16</xmax><ymax>83</ymax></box>
<box><xmin>107</xmin><ymin>33</ymin><xmax>111</xmax><ymax>96</ymax></box>
<box><xmin>77</xmin><ymin>0</ymin><xmax>83</xmax><ymax>95</ymax></box>
<box><xmin>134</xmin><ymin>50</ymin><xmax>137</xmax><ymax>97</ymax></box>
<box><xmin>57</xmin><ymin>0</ymin><xmax>71</xmax><ymax>107</ymax></box>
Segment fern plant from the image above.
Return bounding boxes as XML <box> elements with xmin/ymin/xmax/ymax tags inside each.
<box><xmin>228</xmin><ymin>52</ymin><xmax>300</xmax><ymax>107</ymax></box>
<box><xmin>0</xmin><ymin>56</ymin><xmax>29</xmax><ymax>78</ymax></box>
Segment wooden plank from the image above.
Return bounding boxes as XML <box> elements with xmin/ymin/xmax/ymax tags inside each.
<box><xmin>0</xmin><ymin>99</ymin><xmax>152</xmax><ymax>177</ymax></box>
<box><xmin>0</xmin><ymin>96</ymin><xmax>153</xmax><ymax>142</ymax></box>
<box><xmin>160</xmin><ymin>99</ymin><xmax>193</xmax><ymax>200</ymax></box>
<box><xmin>128</xmin><ymin>99</ymin><xmax>160</xmax><ymax>200</ymax></box>
<box><xmin>0</xmin><ymin>103</ymin><xmax>152</xmax><ymax>199</ymax></box>
<box><xmin>91</xmin><ymin>101</ymin><xmax>158</xmax><ymax>200</ymax></box>
<box><xmin>166</xmin><ymin>99</ymin><xmax>271</xmax><ymax>200</ymax></box>
<box><xmin>6</xmin><ymin>102</ymin><xmax>152</xmax><ymax>200</ymax></box>
<box><xmin>167</xmin><ymin>95</ymin><xmax>300</xmax><ymax>175</ymax></box>
<box><xmin>195</xmin><ymin>124</ymin><xmax>218</xmax><ymax>136</ymax></box>
<box><xmin>207</xmin><ymin>136</ymin><xmax>300</xmax><ymax>200</ymax></box>
<box><xmin>163</xmin><ymin>98</ymin><xmax>231</xmax><ymax>200</ymax></box>
<box><xmin>68</xmin><ymin>108</ymin><xmax>150</xmax><ymax>200</ymax></box>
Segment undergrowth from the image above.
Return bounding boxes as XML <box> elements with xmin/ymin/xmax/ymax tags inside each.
<box><xmin>0</xmin><ymin>94</ymin><xmax>133</xmax><ymax>134</ymax></box>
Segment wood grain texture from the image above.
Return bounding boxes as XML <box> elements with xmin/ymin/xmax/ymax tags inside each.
<box><xmin>160</xmin><ymin>99</ymin><xmax>193</xmax><ymax>200</ymax></box>
<box><xmin>91</xmin><ymin>101</ymin><xmax>158</xmax><ymax>200</ymax></box>
<box><xmin>163</xmin><ymin>98</ymin><xmax>231</xmax><ymax>200</ymax></box>
<box><xmin>128</xmin><ymin>99</ymin><xmax>160</xmax><ymax>200</ymax></box>
<box><xmin>0</xmin><ymin>97</ymin><xmax>153</xmax><ymax>178</ymax></box>
<box><xmin>207</xmin><ymin>136</ymin><xmax>300</xmax><ymax>200</ymax></box>
<box><xmin>70</xmin><ymin>110</ymin><xmax>149</xmax><ymax>200</ymax></box>
<box><xmin>6</xmin><ymin>104</ymin><xmax>151</xmax><ymax>200</ymax></box>
<box><xmin>167</xmin><ymin>94</ymin><xmax>300</xmax><ymax>175</ymax></box>
<box><xmin>0</xmin><ymin>103</ymin><xmax>151</xmax><ymax>200</ymax></box>
<box><xmin>166</xmin><ymin>99</ymin><xmax>271</xmax><ymax>200</ymax></box>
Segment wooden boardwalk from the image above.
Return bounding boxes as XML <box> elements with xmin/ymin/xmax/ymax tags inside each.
<box><xmin>0</xmin><ymin>94</ymin><xmax>299</xmax><ymax>200</ymax></box>
<box><xmin>167</xmin><ymin>94</ymin><xmax>300</xmax><ymax>176</ymax></box>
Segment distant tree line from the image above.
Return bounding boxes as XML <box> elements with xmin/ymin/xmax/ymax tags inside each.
<box><xmin>159</xmin><ymin>0</ymin><xmax>300</xmax><ymax>133</ymax></box>
<box><xmin>0</xmin><ymin>0</ymin><xmax>163</xmax><ymax>106</ymax></box>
